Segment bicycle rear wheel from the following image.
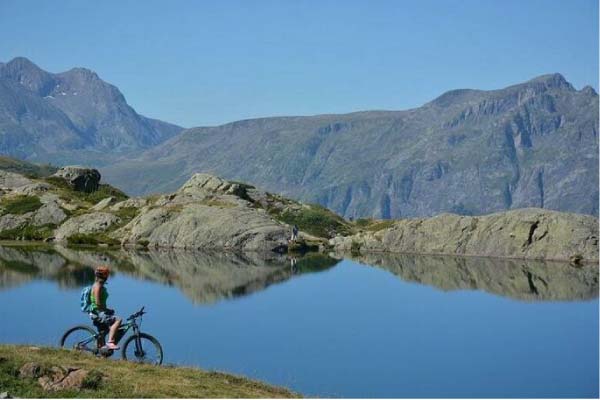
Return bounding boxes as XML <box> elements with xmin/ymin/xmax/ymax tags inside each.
<box><xmin>121</xmin><ymin>333</ymin><xmax>163</xmax><ymax>365</ymax></box>
<box><xmin>60</xmin><ymin>325</ymin><xmax>99</xmax><ymax>353</ymax></box>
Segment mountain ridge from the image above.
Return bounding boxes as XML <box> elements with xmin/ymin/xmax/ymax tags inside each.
<box><xmin>0</xmin><ymin>57</ymin><xmax>596</xmax><ymax>219</ymax></box>
<box><xmin>102</xmin><ymin>72</ymin><xmax>599</xmax><ymax>219</ymax></box>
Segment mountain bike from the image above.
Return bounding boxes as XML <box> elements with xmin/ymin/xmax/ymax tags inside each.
<box><xmin>60</xmin><ymin>306</ymin><xmax>163</xmax><ymax>365</ymax></box>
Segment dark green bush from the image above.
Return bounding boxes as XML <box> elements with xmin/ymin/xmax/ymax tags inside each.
<box><xmin>273</xmin><ymin>204</ymin><xmax>352</xmax><ymax>238</ymax></box>
<box><xmin>1</xmin><ymin>195</ymin><xmax>42</xmax><ymax>215</ymax></box>
<box><xmin>0</xmin><ymin>224</ymin><xmax>56</xmax><ymax>241</ymax></box>
<box><xmin>44</xmin><ymin>177</ymin><xmax>128</xmax><ymax>204</ymax></box>
<box><xmin>66</xmin><ymin>233</ymin><xmax>120</xmax><ymax>246</ymax></box>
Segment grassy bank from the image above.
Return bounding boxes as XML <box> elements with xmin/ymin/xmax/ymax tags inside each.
<box><xmin>0</xmin><ymin>344</ymin><xmax>299</xmax><ymax>398</ymax></box>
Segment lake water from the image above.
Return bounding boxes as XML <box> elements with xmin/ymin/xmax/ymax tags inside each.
<box><xmin>0</xmin><ymin>243</ymin><xmax>598</xmax><ymax>398</ymax></box>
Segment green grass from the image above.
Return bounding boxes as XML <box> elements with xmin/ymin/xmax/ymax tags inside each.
<box><xmin>354</xmin><ymin>218</ymin><xmax>373</xmax><ymax>227</ymax></box>
<box><xmin>0</xmin><ymin>224</ymin><xmax>56</xmax><ymax>241</ymax></box>
<box><xmin>1</xmin><ymin>195</ymin><xmax>43</xmax><ymax>215</ymax></box>
<box><xmin>66</xmin><ymin>233</ymin><xmax>120</xmax><ymax>247</ymax></box>
<box><xmin>0</xmin><ymin>156</ymin><xmax>58</xmax><ymax>178</ymax></box>
<box><xmin>0</xmin><ymin>344</ymin><xmax>298</xmax><ymax>398</ymax></box>
<box><xmin>364</xmin><ymin>220</ymin><xmax>396</xmax><ymax>232</ymax></box>
<box><xmin>44</xmin><ymin>177</ymin><xmax>128</xmax><ymax>205</ymax></box>
<box><xmin>271</xmin><ymin>204</ymin><xmax>353</xmax><ymax>239</ymax></box>
<box><xmin>113</xmin><ymin>206</ymin><xmax>139</xmax><ymax>221</ymax></box>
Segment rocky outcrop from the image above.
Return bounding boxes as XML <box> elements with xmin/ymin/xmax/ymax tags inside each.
<box><xmin>54</xmin><ymin>212</ymin><xmax>121</xmax><ymax>241</ymax></box>
<box><xmin>331</xmin><ymin>208</ymin><xmax>599</xmax><ymax>262</ymax></box>
<box><xmin>1</xmin><ymin>165</ymin><xmax>597</xmax><ymax>259</ymax></box>
<box><xmin>0</xmin><ymin>170</ymin><xmax>33</xmax><ymax>191</ymax></box>
<box><xmin>31</xmin><ymin>196</ymin><xmax>68</xmax><ymax>226</ymax></box>
<box><xmin>103</xmin><ymin>73</ymin><xmax>598</xmax><ymax>219</ymax></box>
<box><xmin>0</xmin><ymin>169</ymin><xmax>296</xmax><ymax>252</ymax></box>
<box><xmin>18</xmin><ymin>362</ymin><xmax>100</xmax><ymax>392</ymax></box>
<box><xmin>0</xmin><ymin>188</ymin><xmax>67</xmax><ymax>233</ymax></box>
<box><xmin>52</xmin><ymin>166</ymin><xmax>101</xmax><ymax>193</ymax></box>
<box><xmin>116</xmin><ymin>173</ymin><xmax>290</xmax><ymax>252</ymax></box>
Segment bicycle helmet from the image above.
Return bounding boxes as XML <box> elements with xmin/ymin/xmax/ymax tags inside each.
<box><xmin>95</xmin><ymin>266</ymin><xmax>110</xmax><ymax>280</ymax></box>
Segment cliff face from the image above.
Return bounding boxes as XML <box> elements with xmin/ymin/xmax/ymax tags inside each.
<box><xmin>331</xmin><ymin>208</ymin><xmax>599</xmax><ymax>262</ymax></box>
<box><xmin>103</xmin><ymin>73</ymin><xmax>598</xmax><ymax>219</ymax></box>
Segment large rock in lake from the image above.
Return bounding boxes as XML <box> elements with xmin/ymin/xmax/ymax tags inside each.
<box><xmin>331</xmin><ymin>208</ymin><xmax>599</xmax><ymax>262</ymax></box>
<box><xmin>117</xmin><ymin>173</ymin><xmax>289</xmax><ymax>252</ymax></box>
<box><xmin>52</xmin><ymin>166</ymin><xmax>101</xmax><ymax>193</ymax></box>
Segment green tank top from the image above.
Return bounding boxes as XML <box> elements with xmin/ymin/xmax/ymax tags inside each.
<box><xmin>90</xmin><ymin>285</ymin><xmax>108</xmax><ymax>312</ymax></box>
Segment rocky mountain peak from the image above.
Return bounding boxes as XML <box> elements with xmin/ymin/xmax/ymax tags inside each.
<box><xmin>0</xmin><ymin>57</ymin><xmax>56</xmax><ymax>95</ymax></box>
<box><xmin>0</xmin><ymin>57</ymin><xmax>183</xmax><ymax>161</ymax></box>
<box><xmin>581</xmin><ymin>85</ymin><xmax>598</xmax><ymax>96</ymax></box>
<box><xmin>525</xmin><ymin>73</ymin><xmax>574</xmax><ymax>91</ymax></box>
<box><xmin>62</xmin><ymin>67</ymin><xmax>101</xmax><ymax>81</ymax></box>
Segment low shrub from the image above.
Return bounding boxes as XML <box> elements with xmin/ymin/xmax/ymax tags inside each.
<box><xmin>1</xmin><ymin>195</ymin><xmax>43</xmax><ymax>215</ymax></box>
<box><xmin>0</xmin><ymin>224</ymin><xmax>56</xmax><ymax>241</ymax></box>
<box><xmin>272</xmin><ymin>204</ymin><xmax>353</xmax><ymax>238</ymax></box>
<box><xmin>44</xmin><ymin>177</ymin><xmax>128</xmax><ymax>204</ymax></box>
<box><xmin>66</xmin><ymin>233</ymin><xmax>120</xmax><ymax>246</ymax></box>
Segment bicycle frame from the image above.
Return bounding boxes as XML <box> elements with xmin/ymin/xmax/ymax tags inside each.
<box><xmin>77</xmin><ymin>317</ymin><xmax>140</xmax><ymax>354</ymax></box>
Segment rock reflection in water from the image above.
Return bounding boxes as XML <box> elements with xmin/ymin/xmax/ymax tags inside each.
<box><xmin>346</xmin><ymin>253</ymin><xmax>599</xmax><ymax>301</ymax></box>
<box><xmin>0</xmin><ymin>244</ymin><xmax>340</xmax><ymax>303</ymax></box>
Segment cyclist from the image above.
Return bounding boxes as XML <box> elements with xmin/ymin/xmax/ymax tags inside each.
<box><xmin>91</xmin><ymin>266</ymin><xmax>122</xmax><ymax>350</ymax></box>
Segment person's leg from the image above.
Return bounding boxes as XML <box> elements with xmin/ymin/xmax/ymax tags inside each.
<box><xmin>108</xmin><ymin>318</ymin><xmax>122</xmax><ymax>344</ymax></box>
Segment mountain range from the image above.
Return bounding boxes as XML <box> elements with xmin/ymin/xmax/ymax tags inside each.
<box><xmin>0</xmin><ymin>57</ymin><xmax>598</xmax><ymax>218</ymax></box>
<box><xmin>0</xmin><ymin>57</ymin><xmax>182</xmax><ymax>166</ymax></box>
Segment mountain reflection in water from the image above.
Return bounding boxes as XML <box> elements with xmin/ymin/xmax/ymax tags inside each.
<box><xmin>0</xmin><ymin>243</ymin><xmax>597</xmax><ymax>302</ymax></box>
<box><xmin>0</xmin><ymin>244</ymin><xmax>339</xmax><ymax>303</ymax></box>
<box><xmin>346</xmin><ymin>252</ymin><xmax>599</xmax><ymax>301</ymax></box>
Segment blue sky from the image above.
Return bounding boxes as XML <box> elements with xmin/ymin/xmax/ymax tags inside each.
<box><xmin>1</xmin><ymin>0</ymin><xmax>597</xmax><ymax>127</ymax></box>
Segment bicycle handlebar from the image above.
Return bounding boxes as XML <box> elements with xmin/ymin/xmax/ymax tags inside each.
<box><xmin>127</xmin><ymin>306</ymin><xmax>146</xmax><ymax>320</ymax></box>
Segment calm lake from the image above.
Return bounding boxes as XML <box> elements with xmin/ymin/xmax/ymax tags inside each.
<box><xmin>0</xmin><ymin>243</ymin><xmax>598</xmax><ymax>398</ymax></box>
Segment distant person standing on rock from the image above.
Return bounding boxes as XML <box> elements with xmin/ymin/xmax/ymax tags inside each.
<box><xmin>291</xmin><ymin>224</ymin><xmax>299</xmax><ymax>241</ymax></box>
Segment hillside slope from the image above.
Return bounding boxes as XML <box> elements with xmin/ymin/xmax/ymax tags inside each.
<box><xmin>0</xmin><ymin>345</ymin><xmax>298</xmax><ymax>398</ymax></box>
<box><xmin>103</xmin><ymin>73</ymin><xmax>599</xmax><ymax>218</ymax></box>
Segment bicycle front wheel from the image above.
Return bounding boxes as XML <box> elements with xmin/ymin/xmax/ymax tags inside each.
<box><xmin>60</xmin><ymin>325</ymin><xmax>98</xmax><ymax>353</ymax></box>
<box><xmin>121</xmin><ymin>333</ymin><xmax>163</xmax><ymax>365</ymax></box>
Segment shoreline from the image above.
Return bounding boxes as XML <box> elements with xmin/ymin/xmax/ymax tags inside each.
<box><xmin>0</xmin><ymin>344</ymin><xmax>299</xmax><ymax>398</ymax></box>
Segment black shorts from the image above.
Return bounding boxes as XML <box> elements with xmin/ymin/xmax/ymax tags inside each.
<box><xmin>91</xmin><ymin>311</ymin><xmax>118</xmax><ymax>326</ymax></box>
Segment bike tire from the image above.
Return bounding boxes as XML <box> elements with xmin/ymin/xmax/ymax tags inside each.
<box><xmin>60</xmin><ymin>325</ymin><xmax>98</xmax><ymax>353</ymax></box>
<box><xmin>121</xmin><ymin>333</ymin><xmax>163</xmax><ymax>365</ymax></box>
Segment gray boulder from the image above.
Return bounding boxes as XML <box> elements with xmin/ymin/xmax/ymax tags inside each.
<box><xmin>90</xmin><ymin>196</ymin><xmax>116</xmax><ymax>211</ymax></box>
<box><xmin>109</xmin><ymin>197</ymin><xmax>147</xmax><ymax>211</ymax></box>
<box><xmin>31</xmin><ymin>200</ymin><xmax>68</xmax><ymax>226</ymax></box>
<box><xmin>52</xmin><ymin>166</ymin><xmax>101</xmax><ymax>193</ymax></box>
<box><xmin>54</xmin><ymin>212</ymin><xmax>120</xmax><ymax>241</ymax></box>
<box><xmin>0</xmin><ymin>170</ymin><xmax>32</xmax><ymax>191</ymax></box>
